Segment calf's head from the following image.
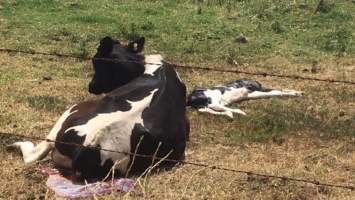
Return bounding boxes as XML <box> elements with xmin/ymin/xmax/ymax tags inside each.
<box><xmin>89</xmin><ymin>36</ymin><xmax>146</xmax><ymax>94</ymax></box>
<box><xmin>186</xmin><ymin>88</ymin><xmax>211</xmax><ymax>108</ymax></box>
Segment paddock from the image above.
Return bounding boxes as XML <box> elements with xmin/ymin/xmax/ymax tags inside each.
<box><xmin>0</xmin><ymin>0</ymin><xmax>354</xmax><ymax>199</ymax></box>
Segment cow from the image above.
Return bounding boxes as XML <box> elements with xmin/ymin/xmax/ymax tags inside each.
<box><xmin>187</xmin><ymin>79</ymin><xmax>303</xmax><ymax>118</ymax></box>
<box><xmin>9</xmin><ymin>36</ymin><xmax>189</xmax><ymax>180</ymax></box>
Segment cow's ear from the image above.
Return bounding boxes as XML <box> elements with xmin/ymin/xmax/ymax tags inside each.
<box><xmin>127</xmin><ymin>37</ymin><xmax>145</xmax><ymax>53</ymax></box>
<box><xmin>98</xmin><ymin>36</ymin><xmax>115</xmax><ymax>55</ymax></box>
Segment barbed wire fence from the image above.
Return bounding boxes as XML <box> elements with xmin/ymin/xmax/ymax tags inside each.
<box><xmin>0</xmin><ymin>48</ymin><xmax>354</xmax><ymax>192</ymax></box>
<box><xmin>0</xmin><ymin>48</ymin><xmax>354</xmax><ymax>85</ymax></box>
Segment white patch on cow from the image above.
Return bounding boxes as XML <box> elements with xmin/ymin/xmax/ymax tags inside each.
<box><xmin>10</xmin><ymin>105</ymin><xmax>78</xmax><ymax>163</ymax></box>
<box><xmin>66</xmin><ymin>89</ymin><xmax>158</xmax><ymax>173</ymax></box>
<box><xmin>221</xmin><ymin>87</ymin><xmax>249</xmax><ymax>105</ymax></box>
<box><xmin>203</xmin><ymin>89</ymin><xmax>222</xmax><ymax>105</ymax></box>
<box><xmin>144</xmin><ymin>54</ymin><xmax>163</xmax><ymax>75</ymax></box>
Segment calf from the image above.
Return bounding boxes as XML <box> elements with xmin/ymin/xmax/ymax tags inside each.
<box><xmin>187</xmin><ymin>79</ymin><xmax>303</xmax><ymax>118</ymax></box>
<box><xmin>10</xmin><ymin>37</ymin><xmax>188</xmax><ymax>180</ymax></box>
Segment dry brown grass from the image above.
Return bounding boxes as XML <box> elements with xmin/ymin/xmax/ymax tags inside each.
<box><xmin>0</xmin><ymin>52</ymin><xmax>354</xmax><ymax>199</ymax></box>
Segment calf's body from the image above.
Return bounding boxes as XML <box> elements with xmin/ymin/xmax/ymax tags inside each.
<box><xmin>187</xmin><ymin>79</ymin><xmax>303</xmax><ymax>118</ymax></box>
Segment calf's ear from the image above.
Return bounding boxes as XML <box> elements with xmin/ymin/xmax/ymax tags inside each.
<box><xmin>128</xmin><ymin>37</ymin><xmax>145</xmax><ymax>53</ymax></box>
<box><xmin>98</xmin><ymin>36</ymin><xmax>114</xmax><ymax>55</ymax></box>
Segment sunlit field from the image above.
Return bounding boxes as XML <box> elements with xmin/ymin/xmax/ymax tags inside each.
<box><xmin>0</xmin><ymin>0</ymin><xmax>354</xmax><ymax>199</ymax></box>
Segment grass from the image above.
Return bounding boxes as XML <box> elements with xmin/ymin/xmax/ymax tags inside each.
<box><xmin>226</xmin><ymin>99</ymin><xmax>355</xmax><ymax>143</ymax></box>
<box><xmin>0</xmin><ymin>0</ymin><xmax>354</xmax><ymax>199</ymax></box>
<box><xmin>0</xmin><ymin>0</ymin><xmax>354</xmax><ymax>63</ymax></box>
<box><xmin>26</xmin><ymin>95</ymin><xmax>66</xmax><ymax>112</ymax></box>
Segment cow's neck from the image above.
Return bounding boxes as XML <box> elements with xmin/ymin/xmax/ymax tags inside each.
<box><xmin>144</xmin><ymin>54</ymin><xmax>163</xmax><ymax>75</ymax></box>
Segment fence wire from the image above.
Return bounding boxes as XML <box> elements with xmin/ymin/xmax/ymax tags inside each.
<box><xmin>2</xmin><ymin>132</ymin><xmax>354</xmax><ymax>191</ymax></box>
<box><xmin>0</xmin><ymin>48</ymin><xmax>354</xmax><ymax>85</ymax></box>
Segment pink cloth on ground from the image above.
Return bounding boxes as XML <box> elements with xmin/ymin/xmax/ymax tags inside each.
<box><xmin>42</xmin><ymin>168</ymin><xmax>136</xmax><ymax>198</ymax></box>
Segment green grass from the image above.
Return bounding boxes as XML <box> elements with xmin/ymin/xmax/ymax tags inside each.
<box><xmin>227</xmin><ymin>100</ymin><xmax>355</xmax><ymax>143</ymax></box>
<box><xmin>0</xmin><ymin>0</ymin><xmax>354</xmax><ymax>64</ymax></box>
<box><xmin>0</xmin><ymin>1</ymin><xmax>355</xmax><ymax>199</ymax></box>
<box><xmin>26</xmin><ymin>95</ymin><xmax>66</xmax><ymax>112</ymax></box>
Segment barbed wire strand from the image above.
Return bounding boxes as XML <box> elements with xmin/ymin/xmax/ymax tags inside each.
<box><xmin>0</xmin><ymin>48</ymin><xmax>354</xmax><ymax>85</ymax></box>
<box><xmin>2</xmin><ymin>132</ymin><xmax>354</xmax><ymax>191</ymax></box>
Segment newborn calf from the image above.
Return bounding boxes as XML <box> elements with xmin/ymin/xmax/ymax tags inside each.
<box><xmin>187</xmin><ymin>79</ymin><xmax>303</xmax><ymax>118</ymax></box>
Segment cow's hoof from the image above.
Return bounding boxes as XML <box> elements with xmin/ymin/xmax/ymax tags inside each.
<box><xmin>294</xmin><ymin>91</ymin><xmax>304</xmax><ymax>96</ymax></box>
<box><xmin>232</xmin><ymin>109</ymin><xmax>247</xmax><ymax>116</ymax></box>
<box><xmin>226</xmin><ymin>111</ymin><xmax>234</xmax><ymax>119</ymax></box>
<box><xmin>284</xmin><ymin>89</ymin><xmax>304</xmax><ymax>96</ymax></box>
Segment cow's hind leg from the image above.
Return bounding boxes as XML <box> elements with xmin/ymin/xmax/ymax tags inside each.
<box><xmin>245</xmin><ymin>89</ymin><xmax>303</xmax><ymax>100</ymax></box>
<box><xmin>8</xmin><ymin>105</ymin><xmax>77</xmax><ymax>163</ymax></box>
<box><xmin>8</xmin><ymin>141</ymin><xmax>53</xmax><ymax>163</ymax></box>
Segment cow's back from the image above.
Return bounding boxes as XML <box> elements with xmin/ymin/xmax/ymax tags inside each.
<box><xmin>129</xmin><ymin>62</ymin><xmax>187</xmax><ymax>173</ymax></box>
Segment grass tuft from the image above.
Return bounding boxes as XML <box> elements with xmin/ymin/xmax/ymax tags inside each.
<box><xmin>26</xmin><ymin>95</ymin><xmax>66</xmax><ymax>112</ymax></box>
<box><xmin>322</xmin><ymin>28</ymin><xmax>352</xmax><ymax>55</ymax></box>
<box><xmin>270</xmin><ymin>21</ymin><xmax>284</xmax><ymax>34</ymax></box>
<box><xmin>315</xmin><ymin>0</ymin><xmax>333</xmax><ymax>13</ymax></box>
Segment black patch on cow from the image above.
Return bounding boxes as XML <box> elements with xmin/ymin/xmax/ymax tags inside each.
<box><xmin>71</xmin><ymin>145</ymin><xmax>114</xmax><ymax>181</ymax></box>
<box><xmin>89</xmin><ymin>36</ymin><xmax>146</xmax><ymax>95</ymax></box>
<box><xmin>98</xmin><ymin>95</ymin><xmax>132</xmax><ymax>112</ymax></box>
<box><xmin>106</xmin><ymin>79</ymin><xmax>157</xmax><ymax>103</ymax></box>
<box><xmin>51</xmin><ymin>149</ymin><xmax>72</xmax><ymax>170</ymax></box>
<box><xmin>187</xmin><ymin>89</ymin><xmax>211</xmax><ymax>108</ymax></box>
<box><xmin>55</xmin><ymin>129</ymin><xmax>86</xmax><ymax>158</ymax></box>
<box><xmin>129</xmin><ymin>123</ymin><xmax>156</xmax><ymax>174</ymax></box>
<box><xmin>226</xmin><ymin>79</ymin><xmax>271</xmax><ymax>92</ymax></box>
<box><xmin>128</xmin><ymin>63</ymin><xmax>187</xmax><ymax>174</ymax></box>
<box><xmin>212</xmin><ymin>86</ymin><xmax>228</xmax><ymax>94</ymax></box>
<box><xmin>185</xmin><ymin>115</ymin><xmax>190</xmax><ymax>141</ymax></box>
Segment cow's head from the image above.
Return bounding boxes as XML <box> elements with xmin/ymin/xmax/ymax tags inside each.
<box><xmin>89</xmin><ymin>36</ymin><xmax>146</xmax><ymax>94</ymax></box>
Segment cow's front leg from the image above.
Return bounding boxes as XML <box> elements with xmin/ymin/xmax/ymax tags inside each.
<box><xmin>229</xmin><ymin>108</ymin><xmax>247</xmax><ymax>116</ymax></box>
<box><xmin>208</xmin><ymin>104</ymin><xmax>246</xmax><ymax>116</ymax></box>
<box><xmin>198</xmin><ymin>107</ymin><xmax>234</xmax><ymax>118</ymax></box>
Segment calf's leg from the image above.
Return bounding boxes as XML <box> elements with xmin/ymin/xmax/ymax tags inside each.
<box><xmin>198</xmin><ymin>107</ymin><xmax>234</xmax><ymax>118</ymax></box>
<box><xmin>245</xmin><ymin>89</ymin><xmax>303</xmax><ymax>100</ymax></box>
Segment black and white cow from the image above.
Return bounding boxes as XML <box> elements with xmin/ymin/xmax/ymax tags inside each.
<box><xmin>10</xmin><ymin>36</ymin><xmax>189</xmax><ymax>180</ymax></box>
<box><xmin>187</xmin><ymin>79</ymin><xmax>303</xmax><ymax>118</ymax></box>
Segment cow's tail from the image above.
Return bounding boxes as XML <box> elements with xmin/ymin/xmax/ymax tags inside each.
<box><xmin>8</xmin><ymin>140</ymin><xmax>53</xmax><ymax>163</ymax></box>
